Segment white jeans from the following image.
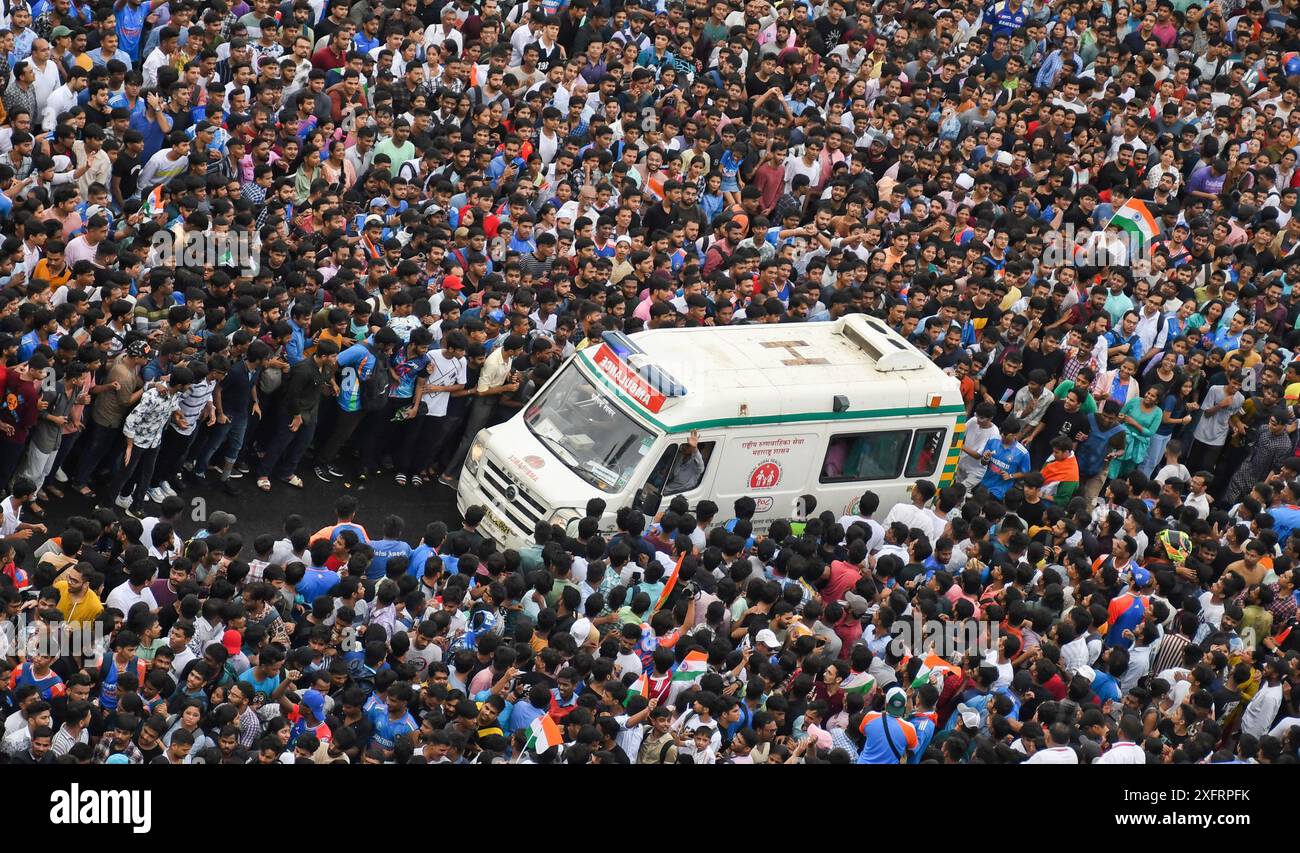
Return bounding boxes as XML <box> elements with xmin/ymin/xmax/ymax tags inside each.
<box><xmin>19</xmin><ymin>443</ymin><xmax>57</xmax><ymax>488</ymax></box>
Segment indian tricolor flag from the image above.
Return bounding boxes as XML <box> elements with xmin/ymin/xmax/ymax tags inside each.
<box><xmin>140</xmin><ymin>184</ymin><xmax>166</xmax><ymax>219</ymax></box>
<box><xmin>911</xmin><ymin>653</ymin><xmax>961</xmax><ymax>689</ymax></box>
<box><xmin>653</xmin><ymin>554</ymin><xmax>686</xmax><ymax>612</ymax></box>
<box><xmin>842</xmin><ymin>671</ymin><xmax>876</xmax><ymax>696</ymax></box>
<box><xmin>624</xmin><ymin>674</ymin><xmax>649</xmax><ymax>707</ymax></box>
<box><xmin>672</xmin><ymin>649</ymin><xmax>708</xmax><ymax>682</ymax></box>
<box><xmin>1106</xmin><ymin>198</ymin><xmax>1158</xmax><ymax>246</ymax></box>
<box><xmin>526</xmin><ymin>714</ymin><xmax>563</xmax><ymax>754</ymax></box>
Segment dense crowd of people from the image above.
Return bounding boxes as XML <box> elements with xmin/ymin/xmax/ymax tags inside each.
<box><xmin>0</xmin><ymin>0</ymin><xmax>1299</xmax><ymax>765</ymax></box>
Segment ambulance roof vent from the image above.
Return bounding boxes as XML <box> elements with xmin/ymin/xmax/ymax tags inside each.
<box><xmin>841</xmin><ymin>316</ymin><xmax>928</xmax><ymax>372</ymax></box>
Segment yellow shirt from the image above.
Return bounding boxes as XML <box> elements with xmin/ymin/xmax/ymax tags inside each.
<box><xmin>55</xmin><ymin>579</ymin><xmax>103</xmax><ymax>626</ymax></box>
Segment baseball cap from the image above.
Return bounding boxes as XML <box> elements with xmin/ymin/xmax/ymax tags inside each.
<box><xmin>210</xmin><ymin>510</ymin><xmax>237</xmax><ymax>527</ymax></box>
<box><xmin>441</xmin><ymin>275</ymin><xmax>463</xmax><ymax>291</ymax></box>
<box><xmin>885</xmin><ymin>687</ymin><xmax>908</xmax><ymax>717</ymax></box>
<box><xmin>301</xmin><ymin>688</ymin><xmax>327</xmax><ymax>719</ymax></box>
<box><xmin>50</xmin><ymin>25</ymin><xmax>72</xmax><ymax>39</ymax></box>
<box><xmin>843</xmin><ymin>590</ymin><xmax>871</xmax><ymax>618</ymax></box>
<box><xmin>1130</xmin><ymin>566</ymin><xmax>1152</xmax><ymax>588</ymax></box>
<box><xmin>125</xmin><ymin>340</ymin><xmax>152</xmax><ymax>359</ymax></box>
<box><xmin>954</xmin><ymin>173</ymin><xmax>975</xmax><ymax>190</ymax></box>
<box><xmin>364</xmin><ymin>214</ymin><xmax>384</xmax><ymax>228</ymax></box>
<box><xmin>369</xmin><ymin>196</ymin><xmax>387</xmax><ymax>208</ymax></box>
<box><xmin>222</xmin><ymin>629</ymin><xmax>242</xmax><ymax>655</ymax></box>
<box><xmin>755</xmin><ymin>628</ymin><xmax>781</xmax><ymax>650</ymax></box>
<box><xmin>569</xmin><ymin>617</ymin><xmax>596</xmax><ymax>647</ymax></box>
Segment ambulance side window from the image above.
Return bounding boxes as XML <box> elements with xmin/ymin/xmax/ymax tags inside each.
<box><xmin>820</xmin><ymin>430</ymin><xmax>911</xmax><ymax>482</ymax></box>
<box><xmin>646</xmin><ymin>441</ymin><xmax>717</xmax><ymax>495</ymax></box>
<box><xmin>904</xmin><ymin>428</ymin><xmax>947</xmax><ymax>478</ymax></box>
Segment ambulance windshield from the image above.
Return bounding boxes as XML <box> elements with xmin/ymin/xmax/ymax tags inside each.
<box><xmin>523</xmin><ymin>362</ymin><xmax>656</xmax><ymax>493</ymax></box>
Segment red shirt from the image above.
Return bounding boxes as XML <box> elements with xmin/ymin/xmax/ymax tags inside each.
<box><xmin>311</xmin><ymin>46</ymin><xmax>346</xmax><ymax>71</ymax></box>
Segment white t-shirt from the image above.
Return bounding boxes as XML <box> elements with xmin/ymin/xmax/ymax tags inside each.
<box><xmin>1154</xmin><ymin>462</ymin><xmax>1190</xmax><ymax>485</ymax></box>
<box><xmin>958</xmin><ymin>418</ymin><xmax>1000</xmax><ymax>481</ymax></box>
<box><xmin>421</xmin><ymin>350</ymin><xmax>467</xmax><ymax>417</ymax></box>
<box><xmin>1024</xmin><ymin>745</ymin><xmax>1079</xmax><ymax>764</ymax></box>
<box><xmin>1094</xmin><ymin>742</ymin><xmax>1145</xmax><ymax>764</ymax></box>
<box><xmin>838</xmin><ymin>515</ymin><xmax>884</xmax><ymax>552</ymax></box>
<box><xmin>0</xmin><ymin>497</ymin><xmax>23</xmax><ymax>536</ymax></box>
<box><xmin>141</xmin><ymin>516</ymin><xmax>184</xmax><ymax>559</ymax></box>
<box><xmin>105</xmin><ymin>582</ymin><xmax>159</xmax><ymax>616</ymax></box>
<box><xmin>783</xmin><ymin>155</ymin><xmax>821</xmax><ymax>194</ymax></box>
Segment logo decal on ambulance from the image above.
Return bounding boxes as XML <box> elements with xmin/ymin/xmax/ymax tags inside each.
<box><xmin>523</xmin><ymin>455</ymin><xmax>545</xmax><ymax>469</ymax></box>
<box><xmin>748</xmin><ymin>461</ymin><xmax>782</xmax><ymax>490</ymax></box>
<box><xmin>753</xmin><ymin>497</ymin><xmax>774</xmax><ymax>513</ymax></box>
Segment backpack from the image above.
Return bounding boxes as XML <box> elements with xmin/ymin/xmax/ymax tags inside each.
<box><xmin>359</xmin><ymin>343</ymin><xmax>391</xmax><ymax>412</ymax></box>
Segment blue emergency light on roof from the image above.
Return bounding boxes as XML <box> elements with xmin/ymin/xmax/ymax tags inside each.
<box><xmin>601</xmin><ymin>331</ymin><xmax>688</xmax><ymax>399</ymax></box>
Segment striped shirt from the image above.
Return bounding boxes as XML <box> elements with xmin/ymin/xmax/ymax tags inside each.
<box><xmin>171</xmin><ymin>377</ymin><xmax>216</xmax><ymax>437</ymax></box>
<box><xmin>51</xmin><ymin>724</ymin><xmax>88</xmax><ymax>758</ymax></box>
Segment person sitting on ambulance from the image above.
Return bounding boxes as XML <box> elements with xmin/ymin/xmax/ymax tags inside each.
<box><xmin>664</xmin><ymin>430</ymin><xmax>708</xmax><ymax>494</ymax></box>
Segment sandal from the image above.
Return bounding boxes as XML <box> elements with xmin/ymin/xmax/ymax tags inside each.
<box><xmin>411</xmin><ymin>475</ymin><xmax>423</xmax><ymax>487</ymax></box>
<box><xmin>45</xmin><ymin>485</ymin><xmax>63</xmax><ymax>499</ymax></box>
<box><xmin>28</xmin><ymin>503</ymin><xmax>45</xmax><ymax>518</ymax></box>
<box><xmin>281</xmin><ymin>475</ymin><xmax>305</xmax><ymax>488</ymax></box>
<box><xmin>257</xmin><ymin>477</ymin><xmax>272</xmax><ymax>492</ymax></box>
<box><xmin>76</xmin><ymin>485</ymin><xmax>95</xmax><ymax>497</ymax></box>
<box><xmin>395</xmin><ymin>474</ymin><xmax>407</xmax><ymax>486</ymax></box>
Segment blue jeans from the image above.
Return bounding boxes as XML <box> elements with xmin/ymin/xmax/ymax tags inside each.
<box><xmin>1144</xmin><ymin>432</ymin><xmax>1174</xmax><ymax>477</ymax></box>
<box><xmin>192</xmin><ymin>412</ymin><xmax>250</xmax><ymax>471</ymax></box>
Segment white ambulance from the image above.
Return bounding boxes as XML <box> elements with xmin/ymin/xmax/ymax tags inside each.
<box><xmin>456</xmin><ymin>314</ymin><xmax>967</xmax><ymax>549</ymax></box>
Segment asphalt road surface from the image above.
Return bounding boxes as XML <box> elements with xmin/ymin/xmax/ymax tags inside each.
<box><xmin>39</xmin><ymin>459</ymin><xmax>464</xmax><ymax>546</ymax></box>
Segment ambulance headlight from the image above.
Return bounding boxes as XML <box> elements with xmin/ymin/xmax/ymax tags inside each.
<box><xmin>467</xmin><ymin>433</ymin><xmax>489</xmax><ymax>475</ymax></box>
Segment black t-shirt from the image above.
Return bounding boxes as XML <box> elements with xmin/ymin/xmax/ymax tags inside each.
<box><xmin>814</xmin><ymin>16</ymin><xmax>846</xmax><ymax>49</ymax></box>
<box><xmin>114</xmin><ymin>151</ymin><xmax>142</xmax><ymax>200</ymax></box>
<box><xmin>980</xmin><ymin>364</ymin><xmax>1025</xmax><ymax>410</ymax></box>
<box><xmin>1030</xmin><ymin>398</ymin><xmax>1091</xmax><ymax>460</ymax></box>
<box><xmin>967</xmin><ymin>301</ymin><xmax>1001</xmax><ymax>336</ymax></box>
<box><xmin>642</xmin><ymin>201</ymin><xmax>678</xmax><ymax>235</ymax></box>
<box><xmin>1019</xmin><ymin>497</ymin><xmax>1047</xmax><ymax>528</ymax></box>
<box><xmin>83</xmin><ymin>104</ymin><xmax>113</xmax><ymax>130</ymax></box>
<box><xmin>1022</xmin><ymin>344</ymin><xmax>1065</xmax><ymax>380</ymax></box>
<box><xmin>166</xmin><ymin>108</ymin><xmax>193</xmax><ymax>137</ymax></box>
<box><xmin>1093</xmin><ymin>162</ymin><xmax>1137</xmax><ymax>193</ymax></box>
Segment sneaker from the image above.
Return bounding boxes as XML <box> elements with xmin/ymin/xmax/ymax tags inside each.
<box><xmin>158</xmin><ymin>480</ymin><xmax>178</xmax><ymax>498</ymax></box>
<box><xmin>219</xmin><ymin>480</ymin><xmax>241</xmax><ymax>496</ymax></box>
<box><xmin>113</xmin><ymin>494</ymin><xmax>132</xmax><ymax>510</ymax></box>
<box><xmin>124</xmin><ymin>504</ymin><xmax>143</xmax><ymax>519</ymax></box>
<box><xmin>237</xmin><ymin>461</ymin><xmax>251</xmax><ymax>474</ymax></box>
<box><xmin>53</xmin><ymin>468</ymin><xmax>68</xmax><ymax>483</ymax></box>
<box><xmin>437</xmin><ymin>475</ymin><xmax>457</xmax><ymax>489</ymax></box>
<box><xmin>411</xmin><ymin>475</ymin><xmax>424</xmax><ymax>487</ymax></box>
<box><xmin>226</xmin><ymin>467</ymin><xmax>244</xmax><ymax>480</ymax></box>
<box><xmin>145</xmin><ymin>487</ymin><xmax>166</xmax><ymax>504</ymax></box>
<box><xmin>314</xmin><ymin>466</ymin><xmax>335</xmax><ymax>482</ymax></box>
<box><xmin>326</xmin><ymin>465</ymin><xmax>345</xmax><ymax>479</ymax></box>
<box><xmin>395</xmin><ymin>474</ymin><xmax>407</xmax><ymax>486</ymax></box>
